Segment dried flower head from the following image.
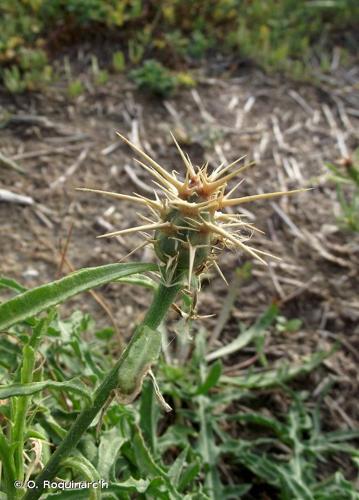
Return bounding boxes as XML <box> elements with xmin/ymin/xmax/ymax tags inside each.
<box><xmin>78</xmin><ymin>133</ymin><xmax>305</xmax><ymax>287</ymax></box>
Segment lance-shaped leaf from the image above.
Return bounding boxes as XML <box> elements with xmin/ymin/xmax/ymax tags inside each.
<box><xmin>0</xmin><ymin>262</ymin><xmax>157</xmax><ymax>331</ymax></box>
<box><xmin>0</xmin><ymin>380</ymin><xmax>92</xmax><ymax>403</ymax></box>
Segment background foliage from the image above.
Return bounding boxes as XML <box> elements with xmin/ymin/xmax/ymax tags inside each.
<box><xmin>0</xmin><ymin>0</ymin><xmax>358</xmax><ymax>92</ymax></box>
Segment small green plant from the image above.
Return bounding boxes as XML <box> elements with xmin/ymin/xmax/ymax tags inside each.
<box><xmin>326</xmin><ymin>148</ymin><xmax>359</xmax><ymax>231</ymax></box>
<box><xmin>91</xmin><ymin>55</ymin><xmax>109</xmax><ymax>86</ymax></box>
<box><xmin>275</xmin><ymin>315</ymin><xmax>302</xmax><ymax>333</ymax></box>
<box><xmin>67</xmin><ymin>79</ymin><xmax>85</xmax><ymax>99</ymax></box>
<box><xmin>95</xmin><ymin>70</ymin><xmax>109</xmax><ymax>86</ymax></box>
<box><xmin>130</xmin><ymin>59</ymin><xmax>177</xmax><ymax>97</ymax></box>
<box><xmin>176</xmin><ymin>71</ymin><xmax>196</xmax><ymax>88</ymax></box>
<box><xmin>128</xmin><ymin>37</ymin><xmax>145</xmax><ymax>65</ymax></box>
<box><xmin>2</xmin><ymin>48</ymin><xmax>51</xmax><ymax>92</ymax></box>
<box><xmin>112</xmin><ymin>50</ymin><xmax>126</xmax><ymax>72</ymax></box>
<box><xmin>3</xmin><ymin>66</ymin><xmax>26</xmax><ymax>93</ymax></box>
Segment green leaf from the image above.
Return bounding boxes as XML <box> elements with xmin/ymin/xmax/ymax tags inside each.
<box><xmin>230</xmin><ymin>412</ymin><xmax>289</xmax><ymax>439</ymax></box>
<box><xmin>97</xmin><ymin>427</ymin><xmax>127</xmax><ymax>480</ymax></box>
<box><xmin>168</xmin><ymin>447</ymin><xmax>188</xmax><ymax>487</ymax></box>
<box><xmin>207</xmin><ymin>304</ymin><xmax>278</xmax><ymax>362</ymax></box>
<box><xmin>223</xmin><ymin>484</ymin><xmax>252</xmax><ymax>498</ymax></box>
<box><xmin>0</xmin><ymin>277</ymin><xmax>27</xmax><ymax>294</ymax></box>
<box><xmin>131</xmin><ymin>424</ymin><xmax>182</xmax><ymax>499</ymax></box>
<box><xmin>38</xmin><ymin>413</ymin><xmax>67</xmax><ymax>440</ymax></box>
<box><xmin>197</xmin><ymin>394</ymin><xmax>222</xmax><ymax>498</ymax></box>
<box><xmin>220</xmin><ymin>350</ymin><xmax>331</xmax><ymax>389</ymax></box>
<box><xmin>276</xmin><ymin>316</ymin><xmax>302</xmax><ymax>333</ymax></box>
<box><xmin>196</xmin><ymin>360</ymin><xmax>222</xmax><ymax>395</ymax></box>
<box><xmin>194</xmin><ymin>333</ymin><xmax>223</xmax><ymax>498</ymax></box>
<box><xmin>132</xmin><ymin>424</ymin><xmax>165</xmax><ymax>478</ymax></box>
<box><xmin>0</xmin><ymin>263</ymin><xmax>157</xmax><ymax>331</ymax></box>
<box><xmin>177</xmin><ymin>459</ymin><xmax>201</xmax><ymax>493</ymax></box>
<box><xmin>95</xmin><ymin>328</ymin><xmax>115</xmax><ymax>341</ymax></box>
<box><xmin>116</xmin><ymin>273</ymin><xmax>158</xmax><ymax>291</ymax></box>
<box><xmin>320</xmin><ymin>429</ymin><xmax>359</xmax><ymax>443</ymax></box>
<box><xmin>107</xmin><ymin>477</ymin><xmax>150</xmax><ymax>494</ymax></box>
<box><xmin>278</xmin><ymin>469</ymin><xmax>314</xmax><ymax>500</ymax></box>
<box><xmin>0</xmin><ymin>380</ymin><xmax>92</xmax><ymax>403</ymax></box>
<box><xmin>140</xmin><ymin>379</ymin><xmax>158</xmax><ymax>454</ymax></box>
<box><xmin>42</xmin><ymin>491</ymin><xmax>90</xmax><ymax>499</ymax></box>
<box><xmin>78</xmin><ymin>435</ymin><xmax>97</xmax><ymax>465</ymax></box>
<box><xmin>157</xmin><ymin>424</ymin><xmax>195</xmax><ymax>454</ymax></box>
<box><xmin>0</xmin><ymin>336</ymin><xmax>21</xmax><ymax>370</ymax></box>
<box><xmin>60</xmin><ymin>455</ymin><xmax>101</xmax><ymax>500</ymax></box>
<box><xmin>235</xmin><ymin>449</ymin><xmax>314</xmax><ymax>499</ymax></box>
<box><xmin>313</xmin><ymin>471</ymin><xmax>359</xmax><ymax>500</ymax></box>
<box><xmin>231</xmin><ymin>447</ymin><xmax>280</xmax><ymax>486</ymax></box>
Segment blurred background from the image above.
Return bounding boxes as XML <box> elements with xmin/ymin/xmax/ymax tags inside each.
<box><xmin>0</xmin><ymin>1</ymin><xmax>359</xmax><ymax>498</ymax></box>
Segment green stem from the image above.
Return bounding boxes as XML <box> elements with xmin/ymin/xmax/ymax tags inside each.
<box><xmin>12</xmin><ymin>317</ymin><xmax>51</xmax><ymax>499</ymax></box>
<box><xmin>23</xmin><ymin>277</ymin><xmax>182</xmax><ymax>500</ymax></box>
<box><xmin>0</xmin><ymin>427</ymin><xmax>16</xmax><ymax>497</ymax></box>
<box><xmin>142</xmin><ymin>276</ymin><xmax>182</xmax><ymax>330</ymax></box>
<box><xmin>13</xmin><ymin>346</ymin><xmax>34</xmax><ymax>474</ymax></box>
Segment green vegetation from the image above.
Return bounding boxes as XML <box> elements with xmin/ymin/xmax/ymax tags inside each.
<box><xmin>1</xmin><ymin>272</ymin><xmax>357</xmax><ymax>499</ymax></box>
<box><xmin>0</xmin><ymin>0</ymin><xmax>358</xmax><ymax>93</ymax></box>
<box><xmin>129</xmin><ymin>60</ymin><xmax>196</xmax><ymax>96</ymax></box>
<box><xmin>130</xmin><ymin>60</ymin><xmax>179</xmax><ymax>97</ymax></box>
<box><xmin>327</xmin><ymin>148</ymin><xmax>359</xmax><ymax>232</ymax></box>
<box><xmin>67</xmin><ymin>79</ymin><xmax>85</xmax><ymax>99</ymax></box>
<box><xmin>112</xmin><ymin>50</ymin><xmax>126</xmax><ymax>72</ymax></box>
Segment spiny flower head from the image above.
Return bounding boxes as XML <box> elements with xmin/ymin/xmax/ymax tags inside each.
<box><xmin>78</xmin><ymin>132</ymin><xmax>305</xmax><ymax>287</ymax></box>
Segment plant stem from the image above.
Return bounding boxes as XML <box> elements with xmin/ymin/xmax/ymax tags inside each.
<box><xmin>23</xmin><ymin>277</ymin><xmax>182</xmax><ymax>500</ymax></box>
<box><xmin>11</xmin><ymin>317</ymin><xmax>51</xmax><ymax>499</ymax></box>
<box><xmin>0</xmin><ymin>427</ymin><xmax>16</xmax><ymax>497</ymax></box>
<box><xmin>13</xmin><ymin>347</ymin><xmax>35</xmax><ymax>489</ymax></box>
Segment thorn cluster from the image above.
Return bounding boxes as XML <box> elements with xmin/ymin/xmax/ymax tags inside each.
<box><xmin>78</xmin><ymin>133</ymin><xmax>307</xmax><ymax>288</ymax></box>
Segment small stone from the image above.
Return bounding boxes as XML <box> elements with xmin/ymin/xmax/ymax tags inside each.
<box><xmin>22</xmin><ymin>268</ymin><xmax>39</xmax><ymax>279</ymax></box>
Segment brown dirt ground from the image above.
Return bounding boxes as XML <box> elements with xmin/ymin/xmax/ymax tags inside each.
<box><xmin>1</xmin><ymin>60</ymin><xmax>358</xmax><ymax>486</ymax></box>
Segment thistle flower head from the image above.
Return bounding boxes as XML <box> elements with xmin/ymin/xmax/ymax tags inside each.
<box><xmin>78</xmin><ymin>133</ymin><xmax>306</xmax><ymax>286</ymax></box>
